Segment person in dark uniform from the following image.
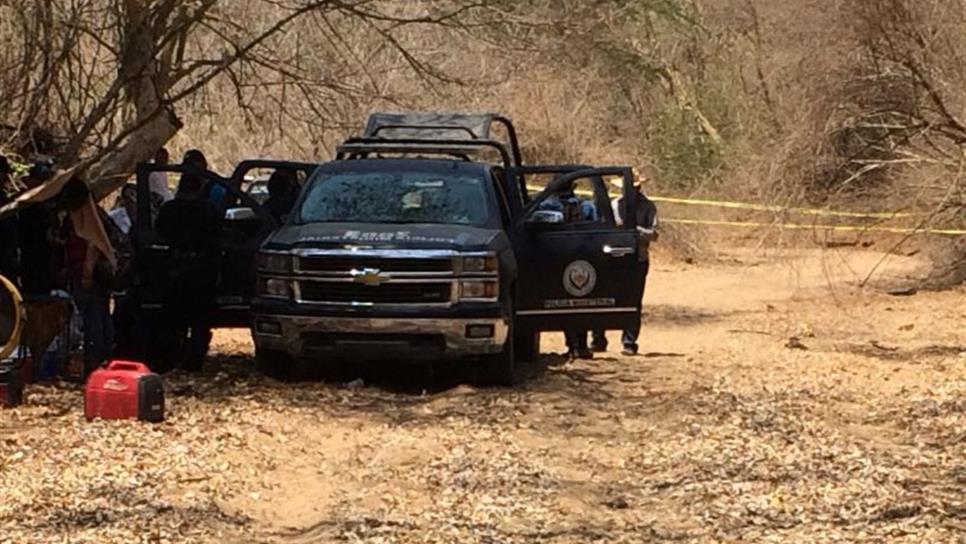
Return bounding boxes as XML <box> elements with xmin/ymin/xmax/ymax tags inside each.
<box><xmin>539</xmin><ymin>179</ymin><xmax>599</xmax><ymax>360</ymax></box>
<box><xmin>264</xmin><ymin>169</ymin><xmax>299</xmax><ymax>223</ymax></box>
<box><xmin>591</xmin><ymin>179</ymin><xmax>658</xmax><ymax>356</ymax></box>
<box><xmin>0</xmin><ymin>156</ymin><xmax>18</xmax><ymax>281</ymax></box>
<box><xmin>109</xmin><ymin>183</ymin><xmax>139</xmax><ymax>359</ymax></box>
<box><xmin>17</xmin><ymin>163</ymin><xmax>57</xmax><ymax>295</ymax></box>
<box><xmin>182</xmin><ymin>148</ymin><xmax>208</xmax><ymax>172</ymax></box>
<box><xmin>155</xmin><ymin>172</ymin><xmax>220</xmax><ymax>371</ymax></box>
<box><xmin>183</xmin><ymin>148</ymin><xmax>227</xmax><ymax>210</ymax></box>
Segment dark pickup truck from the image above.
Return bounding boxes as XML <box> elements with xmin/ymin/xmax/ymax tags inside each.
<box><xmin>249</xmin><ymin>113</ymin><xmax>647</xmax><ymax>384</ymax></box>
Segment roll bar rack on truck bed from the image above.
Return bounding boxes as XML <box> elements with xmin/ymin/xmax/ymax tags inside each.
<box><xmin>336</xmin><ymin>112</ymin><xmax>523</xmax><ymax>168</ymax></box>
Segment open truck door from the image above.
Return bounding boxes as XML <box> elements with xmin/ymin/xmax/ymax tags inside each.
<box><xmin>215</xmin><ymin>160</ymin><xmax>317</xmax><ymax>325</ymax></box>
<box><xmin>126</xmin><ymin>160</ymin><xmax>316</xmax><ymax>367</ymax></box>
<box><xmin>134</xmin><ymin>159</ymin><xmax>317</xmax><ymax>326</ymax></box>
<box><xmin>510</xmin><ymin>167</ymin><xmax>642</xmax><ymax>334</ymax></box>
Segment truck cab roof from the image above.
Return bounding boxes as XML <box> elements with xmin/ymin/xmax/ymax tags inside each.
<box><xmin>315</xmin><ymin>157</ymin><xmax>493</xmax><ymax>176</ymax></box>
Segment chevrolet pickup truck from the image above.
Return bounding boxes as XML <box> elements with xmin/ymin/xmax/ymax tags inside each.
<box><xmin>248</xmin><ymin>113</ymin><xmax>647</xmax><ymax>384</ymax></box>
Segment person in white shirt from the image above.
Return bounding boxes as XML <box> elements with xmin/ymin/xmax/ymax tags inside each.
<box><xmin>148</xmin><ymin>147</ymin><xmax>173</xmax><ymax>202</ymax></box>
<box><xmin>591</xmin><ymin>178</ymin><xmax>658</xmax><ymax>356</ymax></box>
<box><xmin>108</xmin><ymin>184</ymin><xmax>137</xmax><ymax>234</ymax></box>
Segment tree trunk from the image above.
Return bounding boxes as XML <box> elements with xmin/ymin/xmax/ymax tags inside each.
<box><xmin>86</xmin><ymin>110</ymin><xmax>181</xmax><ymax>200</ymax></box>
<box><xmin>86</xmin><ymin>0</ymin><xmax>181</xmax><ymax>199</ymax></box>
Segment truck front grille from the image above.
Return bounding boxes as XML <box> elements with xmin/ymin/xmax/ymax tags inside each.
<box><xmin>298</xmin><ymin>256</ymin><xmax>452</xmax><ymax>274</ymax></box>
<box><xmin>298</xmin><ymin>281</ymin><xmax>452</xmax><ymax>304</ymax></box>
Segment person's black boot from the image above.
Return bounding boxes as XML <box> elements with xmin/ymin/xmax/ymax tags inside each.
<box><xmin>568</xmin><ymin>347</ymin><xmax>594</xmax><ymax>360</ymax></box>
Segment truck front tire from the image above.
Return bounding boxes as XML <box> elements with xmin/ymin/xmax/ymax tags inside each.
<box><xmin>478</xmin><ymin>322</ymin><xmax>516</xmax><ymax>386</ymax></box>
<box><xmin>255</xmin><ymin>348</ymin><xmax>295</xmax><ymax>381</ymax></box>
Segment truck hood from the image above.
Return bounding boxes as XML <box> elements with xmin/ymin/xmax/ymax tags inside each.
<box><xmin>265</xmin><ymin>222</ymin><xmax>505</xmax><ymax>252</ymax></box>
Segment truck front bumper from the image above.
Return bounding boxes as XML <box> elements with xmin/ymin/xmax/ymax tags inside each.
<box><xmin>253</xmin><ymin>315</ymin><xmax>509</xmax><ymax>361</ymax></box>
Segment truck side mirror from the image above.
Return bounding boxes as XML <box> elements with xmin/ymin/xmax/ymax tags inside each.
<box><xmin>225</xmin><ymin>207</ymin><xmax>256</xmax><ymax>221</ymax></box>
<box><xmin>526</xmin><ymin>210</ymin><xmax>564</xmax><ymax>225</ymax></box>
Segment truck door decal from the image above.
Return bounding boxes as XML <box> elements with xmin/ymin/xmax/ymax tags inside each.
<box><xmin>562</xmin><ymin>260</ymin><xmax>597</xmax><ymax>297</ymax></box>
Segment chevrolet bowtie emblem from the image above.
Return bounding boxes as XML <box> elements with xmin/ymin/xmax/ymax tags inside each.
<box><xmin>350</xmin><ymin>268</ymin><xmax>387</xmax><ymax>286</ymax></box>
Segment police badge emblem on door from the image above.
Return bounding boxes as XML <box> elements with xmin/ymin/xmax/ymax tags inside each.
<box><xmin>563</xmin><ymin>260</ymin><xmax>597</xmax><ymax>297</ymax></box>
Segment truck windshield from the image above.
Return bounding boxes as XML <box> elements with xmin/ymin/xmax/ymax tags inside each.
<box><xmin>298</xmin><ymin>171</ymin><xmax>489</xmax><ymax>226</ymax></box>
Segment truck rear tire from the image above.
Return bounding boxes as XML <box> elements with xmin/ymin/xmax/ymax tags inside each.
<box><xmin>255</xmin><ymin>348</ymin><xmax>295</xmax><ymax>381</ymax></box>
<box><xmin>478</xmin><ymin>326</ymin><xmax>515</xmax><ymax>387</ymax></box>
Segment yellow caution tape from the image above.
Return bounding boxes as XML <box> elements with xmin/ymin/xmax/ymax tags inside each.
<box><xmin>647</xmin><ymin>196</ymin><xmax>919</xmax><ymax>219</ymax></box>
<box><xmin>525</xmin><ymin>184</ymin><xmax>918</xmax><ymax>219</ymax></box>
<box><xmin>524</xmin><ymin>183</ymin><xmax>962</xmax><ymax>235</ymax></box>
<box><xmin>661</xmin><ymin>218</ymin><xmax>966</xmax><ymax>236</ymax></box>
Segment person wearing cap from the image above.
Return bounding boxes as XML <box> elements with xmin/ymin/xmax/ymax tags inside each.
<box><xmin>591</xmin><ymin>176</ymin><xmax>658</xmax><ymax>356</ymax></box>
<box><xmin>182</xmin><ymin>149</ymin><xmax>228</xmax><ymax>209</ymax></box>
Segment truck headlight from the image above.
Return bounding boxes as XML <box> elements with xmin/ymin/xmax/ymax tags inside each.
<box><xmin>258</xmin><ymin>278</ymin><xmax>291</xmax><ymax>299</ymax></box>
<box><xmin>460</xmin><ymin>280</ymin><xmax>498</xmax><ymax>300</ymax></box>
<box><xmin>461</xmin><ymin>255</ymin><xmax>498</xmax><ymax>274</ymax></box>
<box><xmin>257</xmin><ymin>252</ymin><xmax>293</xmax><ymax>274</ymax></box>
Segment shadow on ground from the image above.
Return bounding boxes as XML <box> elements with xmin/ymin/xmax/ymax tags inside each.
<box><xmin>152</xmin><ymin>348</ymin><xmax>638</xmax><ymax>429</ymax></box>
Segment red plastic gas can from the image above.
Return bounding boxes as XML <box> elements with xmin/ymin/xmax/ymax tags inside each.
<box><xmin>84</xmin><ymin>361</ymin><xmax>164</xmax><ymax>422</ymax></box>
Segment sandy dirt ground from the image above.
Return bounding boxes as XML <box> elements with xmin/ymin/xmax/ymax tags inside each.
<box><xmin>1</xmin><ymin>246</ymin><xmax>964</xmax><ymax>543</ymax></box>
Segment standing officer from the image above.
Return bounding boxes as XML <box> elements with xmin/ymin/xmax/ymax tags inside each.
<box><xmin>155</xmin><ymin>172</ymin><xmax>220</xmax><ymax>371</ymax></box>
<box><xmin>17</xmin><ymin>163</ymin><xmax>57</xmax><ymax>296</ymax></box>
<box><xmin>539</xmin><ymin>178</ymin><xmax>599</xmax><ymax>360</ymax></box>
<box><xmin>591</xmin><ymin>177</ymin><xmax>658</xmax><ymax>356</ymax></box>
<box><xmin>0</xmin><ymin>156</ymin><xmax>18</xmax><ymax>281</ymax></box>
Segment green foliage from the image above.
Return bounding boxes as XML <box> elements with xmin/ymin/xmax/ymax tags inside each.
<box><xmin>650</xmin><ymin>105</ymin><xmax>722</xmax><ymax>190</ymax></box>
<box><xmin>650</xmin><ymin>62</ymin><xmax>758</xmax><ymax>189</ymax></box>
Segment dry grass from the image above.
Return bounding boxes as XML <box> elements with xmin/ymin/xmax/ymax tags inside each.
<box><xmin>2</xmin><ymin>247</ymin><xmax>963</xmax><ymax>543</ymax></box>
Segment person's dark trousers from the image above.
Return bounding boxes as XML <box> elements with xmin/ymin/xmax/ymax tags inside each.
<box><xmin>565</xmin><ymin>328</ymin><xmax>593</xmax><ymax>359</ymax></box>
<box><xmin>72</xmin><ymin>287</ymin><xmax>115</xmax><ymax>376</ymax></box>
<box><xmin>592</xmin><ymin>259</ymin><xmax>650</xmax><ymax>353</ymax></box>
<box><xmin>186</xmin><ymin>261</ymin><xmax>217</xmax><ymax>367</ymax></box>
<box><xmin>112</xmin><ymin>292</ymin><xmax>142</xmax><ymax>360</ymax></box>
<box><xmin>163</xmin><ymin>257</ymin><xmax>216</xmax><ymax>371</ymax></box>
<box><xmin>565</xmin><ymin>329</ymin><xmax>590</xmax><ymax>351</ymax></box>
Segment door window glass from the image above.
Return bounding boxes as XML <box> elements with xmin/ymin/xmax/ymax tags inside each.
<box><xmin>527</xmin><ymin>177</ymin><xmax>611</xmax><ymax>227</ymax></box>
